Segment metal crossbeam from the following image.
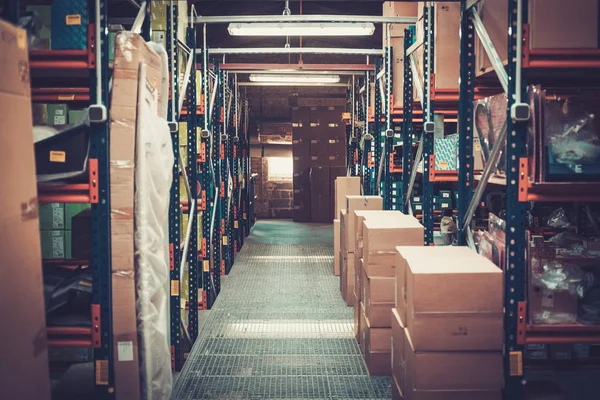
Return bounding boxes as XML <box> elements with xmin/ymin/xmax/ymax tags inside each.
<box><xmin>209</xmin><ymin>47</ymin><xmax>383</xmax><ymax>55</ymax></box>
<box><xmin>194</xmin><ymin>15</ymin><xmax>418</xmax><ymax>24</ymax></box>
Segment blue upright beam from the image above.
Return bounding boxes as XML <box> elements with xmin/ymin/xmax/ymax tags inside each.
<box><xmin>422</xmin><ymin>3</ymin><xmax>435</xmax><ymax>245</ymax></box>
<box><xmin>89</xmin><ymin>0</ymin><xmax>114</xmax><ymax>395</ymax></box>
<box><xmin>401</xmin><ymin>29</ymin><xmax>414</xmax><ymax>215</ymax></box>
<box><xmin>504</xmin><ymin>0</ymin><xmax>528</xmax><ymax>398</ymax></box>
<box><xmin>457</xmin><ymin>0</ymin><xmax>475</xmax><ymax>245</ymax></box>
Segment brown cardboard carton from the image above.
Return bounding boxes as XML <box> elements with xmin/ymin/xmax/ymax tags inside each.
<box><xmin>475</xmin><ymin>0</ymin><xmax>599</xmax><ymax>75</ymax></box>
<box><xmin>395</xmin><ymin>246</ymin><xmax>426</xmax><ymax>327</ymax></box>
<box><xmin>404</xmin><ymin>329</ymin><xmax>503</xmax><ymax>400</ymax></box>
<box><xmin>354</xmin><ymin>292</ymin><xmax>361</xmax><ymax>341</ymax></box>
<box><xmin>366</xmin><ymin>302</ymin><xmax>394</xmax><ymax>328</ymax></box>
<box><xmin>333</xmin><ymin>219</ymin><xmax>340</xmax><ymax>276</ymax></box>
<box><xmin>0</xmin><ymin>19</ymin><xmax>51</xmax><ymax>400</ymax></box>
<box><xmin>355</xmin><ymin>256</ymin><xmax>363</xmax><ymax>300</ymax></box>
<box><xmin>404</xmin><ymin>247</ymin><xmax>503</xmax><ymax>351</ymax></box>
<box><xmin>364</xmin><ymin>274</ymin><xmax>395</xmax><ymax>304</ymax></box>
<box><xmin>529</xmin><ymin>283</ymin><xmax>578</xmax><ymax>325</ymax></box>
<box><xmin>392</xmin><ymin>373</ymin><xmax>403</xmax><ymax>400</ymax></box>
<box><xmin>363</xmin><ymin>216</ymin><xmax>424</xmax><ymax>268</ymax></box>
<box><xmin>359</xmin><ymin>302</ymin><xmax>367</xmax><ymax>354</ymax></box>
<box><xmin>110</xmin><ymin>32</ymin><xmax>164</xmax><ymax>400</ymax></box>
<box><xmin>391</xmin><ymin>309</ymin><xmax>406</xmax><ymax>391</ymax></box>
<box><xmin>366</xmin><ymin>326</ymin><xmax>392</xmax><ymax>353</ymax></box>
<box><xmin>339</xmin><ymin>251</ymin><xmax>345</xmax><ymax>295</ymax></box>
<box><xmin>345</xmin><ymin>195</ymin><xmax>383</xmax><ymax>253</ymax></box>
<box><xmin>344</xmin><ymin>256</ymin><xmax>356</xmax><ymax>306</ymax></box>
<box><xmin>335</xmin><ymin>176</ymin><xmax>360</xmax><ymax>220</ymax></box>
<box><xmin>354</xmin><ymin>210</ymin><xmax>407</xmax><ymax>261</ymax></box>
<box><xmin>365</xmin><ymin>349</ymin><xmax>392</xmax><ymax>376</ymax></box>
<box><xmin>340</xmin><ymin>209</ymin><xmax>347</xmax><ymax>254</ymax></box>
<box><xmin>364</xmin><ymin>318</ymin><xmax>392</xmax><ymax>376</ymax></box>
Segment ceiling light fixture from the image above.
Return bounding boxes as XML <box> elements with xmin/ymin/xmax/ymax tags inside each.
<box><xmin>249</xmin><ymin>74</ymin><xmax>341</xmax><ymax>83</ymax></box>
<box><xmin>228</xmin><ymin>22</ymin><xmax>375</xmax><ymax>37</ymax></box>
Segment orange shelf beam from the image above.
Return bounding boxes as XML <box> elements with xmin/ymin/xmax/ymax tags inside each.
<box><xmin>428</xmin><ymin>154</ymin><xmax>458</xmax><ymax>182</ymax></box>
<box><xmin>32</xmin><ymin>87</ymin><xmax>90</xmax><ymax>102</ymax></box>
<box><xmin>38</xmin><ymin>159</ymin><xmax>98</xmax><ymax>204</ymax></box>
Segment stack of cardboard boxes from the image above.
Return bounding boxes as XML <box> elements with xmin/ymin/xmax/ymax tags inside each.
<box><xmin>340</xmin><ymin>195</ymin><xmax>383</xmax><ymax>305</ymax></box>
<box><xmin>392</xmin><ymin>247</ymin><xmax>504</xmax><ymax>399</ymax></box>
<box><xmin>333</xmin><ymin>177</ymin><xmax>360</xmax><ymax>276</ymax></box>
<box><xmin>292</xmin><ymin>106</ymin><xmax>346</xmax><ymax>222</ymax></box>
<box><xmin>358</xmin><ymin>214</ymin><xmax>424</xmax><ymax>376</ymax></box>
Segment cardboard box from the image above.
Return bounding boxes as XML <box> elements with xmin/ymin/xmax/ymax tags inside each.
<box><xmin>404</xmin><ymin>329</ymin><xmax>503</xmax><ymax>400</ymax></box>
<box><xmin>0</xmin><ymin>19</ymin><xmax>51</xmax><ymax>399</ymax></box>
<box><xmin>333</xmin><ymin>219</ymin><xmax>341</xmax><ymax>276</ymax></box>
<box><xmin>354</xmin><ymin>291</ymin><xmax>361</xmax><ymax>341</ymax></box>
<box><xmin>366</xmin><ymin>326</ymin><xmax>392</xmax><ymax>353</ymax></box>
<box><xmin>392</xmin><ymin>373</ymin><xmax>403</xmax><ymax>400</ymax></box>
<box><xmin>359</xmin><ymin>302</ymin><xmax>367</xmax><ymax>354</ymax></box>
<box><xmin>529</xmin><ymin>284</ymin><xmax>578</xmax><ymax>325</ymax></box>
<box><xmin>32</xmin><ymin>103</ymin><xmax>49</xmax><ymax>125</ymax></box>
<box><xmin>110</xmin><ymin>32</ymin><xmax>165</xmax><ymax>400</ymax></box>
<box><xmin>475</xmin><ymin>0</ymin><xmax>599</xmax><ymax>75</ymax></box>
<box><xmin>343</xmin><ymin>256</ymin><xmax>356</xmax><ymax>306</ymax></box>
<box><xmin>51</xmin><ymin>0</ymin><xmax>88</xmax><ymax>50</ymax></box>
<box><xmin>363</xmin><ymin>216</ymin><xmax>424</xmax><ymax>267</ymax></box>
<box><xmin>340</xmin><ymin>209</ymin><xmax>348</xmax><ymax>254</ymax></box>
<box><xmin>39</xmin><ymin>203</ymin><xmax>65</xmax><ymax>230</ymax></box>
<box><xmin>334</xmin><ymin>177</ymin><xmax>360</xmax><ymax>220</ymax></box>
<box><xmin>364</xmin><ymin>314</ymin><xmax>392</xmax><ymax>376</ymax></box>
<box><xmin>345</xmin><ymin>195</ymin><xmax>383</xmax><ymax>253</ymax></box>
<box><xmin>403</xmin><ymin>247</ymin><xmax>503</xmax><ymax>351</ymax></box>
<box><xmin>391</xmin><ymin>308</ymin><xmax>406</xmax><ymax>390</ymax></box>
<box><xmin>354</xmin><ymin>210</ymin><xmax>406</xmax><ymax>261</ymax></box>
<box><xmin>364</xmin><ymin>274</ymin><xmax>395</xmax><ymax>304</ymax></box>
<box><xmin>310</xmin><ymin>166</ymin><xmax>331</xmax><ymax>223</ymax></box>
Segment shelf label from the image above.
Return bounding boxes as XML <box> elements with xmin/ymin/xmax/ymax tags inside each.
<box><xmin>66</xmin><ymin>14</ymin><xmax>82</xmax><ymax>26</ymax></box>
<box><xmin>509</xmin><ymin>351</ymin><xmax>523</xmax><ymax>376</ymax></box>
<box><xmin>117</xmin><ymin>341</ymin><xmax>134</xmax><ymax>362</ymax></box>
<box><xmin>203</xmin><ymin>260</ymin><xmax>210</xmax><ymax>272</ymax></box>
<box><xmin>58</xmin><ymin>94</ymin><xmax>75</xmax><ymax>101</ymax></box>
<box><xmin>170</xmin><ymin>280</ymin><xmax>179</xmax><ymax>296</ymax></box>
<box><xmin>49</xmin><ymin>150</ymin><xmax>66</xmax><ymax>163</ymax></box>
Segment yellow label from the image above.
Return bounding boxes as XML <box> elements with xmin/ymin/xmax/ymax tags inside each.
<box><xmin>203</xmin><ymin>260</ymin><xmax>210</xmax><ymax>272</ymax></box>
<box><xmin>17</xmin><ymin>31</ymin><xmax>26</xmax><ymax>49</ymax></box>
<box><xmin>58</xmin><ymin>94</ymin><xmax>75</xmax><ymax>101</ymax></box>
<box><xmin>509</xmin><ymin>351</ymin><xmax>523</xmax><ymax>376</ymax></box>
<box><xmin>49</xmin><ymin>151</ymin><xmax>66</xmax><ymax>163</ymax></box>
<box><xmin>234</xmin><ymin>221</ymin><xmax>239</xmax><ymax>228</ymax></box>
<box><xmin>95</xmin><ymin>360</ymin><xmax>109</xmax><ymax>385</ymax></box>
<box><xmin>438</xmin><ymin>161</ymin><xmax>449</xmax><ymax>169</ymax></box>
<box><xmin>66</xmin><ymin>14</ymin><xmax>82</xmax><ymax>25</ymax></box>
<box><xmin>170</xmin><ymin>280</ymin><xmax>179</xmax><ymax>296</ymax></box>
<box><xmin>475</xmin><ymin>143</ymin><xmax>482</xmax><ymax>152</ymax></box>
<box><xmin>223</xmin><ymin>236</ymin><xmax>228</xmax><ymax>246</ymax></box>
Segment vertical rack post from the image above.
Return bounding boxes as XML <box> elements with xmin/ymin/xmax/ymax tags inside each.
<box><xmin>212</xmin><ymin>61</ymin><xmax>222</xmax><ymax>297</ymax></box>
<box><xmin>383</xmin><ymin>46</ymin><xmax>394</xmax><ymax>210</ymax></box>
<box><xmin>357</xmin><ymin>78</ymin><xmax>364</xmax><ymax>182</ymax></box>
<box><xmin>199</xmin><ymin>50</ymin><xmax>213</xmax><ymax>310</ymax></box>
<box><xmin>222</xmin><ymin>77</ymin><xmax>232</xmax><ymax>274</ymax></box>
<box><xmin>232</xmin><ymin>78</ymin><xmax>241</xmax><ymax>255</ymax></box>
<box><xmin>140</xmin><ymin>1</ymin><xmax>152</xmax><ymax>41</ymax></box>
<box><xmin>185</xmin><ymin>25</ymin><xmax>199</xmax><ymax>342</ymax></box>
<box><xmin>89</xmin><ymin>0</ymin><xmax>113</xmax><ymax>394</ymax></box>
<box><xmin>373</xmin><ymin>59</ymin><xmax>383</xmax><ymax>197</ymax></box>
<box><xmin>422</xmin><ymin>3</ymin><xmax>435</xmax><ymax>245</ymax></box>
<box><xmin>401</xmin><ymin>29</ymin><xmax>414</xmax><ymax>215</ymax></box>
<box><xmin>457</xmin><ymin>0</ymin><xmax>475</xmax><ymax>245</ymax></box>
<box><xmin>166</xmin><ymin>3</ymin><xmax>182</xmax><ymax>371</ymax></box>
<box><xmin>349</xmin><ymin>77</ymin><xmax>357</xmax><ymax>177</ymax></box>
<box><xmin>504</xmin><ymin>0</ymin><xmax>528</xmax><ymax>397</ymax></box>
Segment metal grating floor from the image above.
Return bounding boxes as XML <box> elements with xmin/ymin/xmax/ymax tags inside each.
<box><xmin>173</xmin><ymin>221</ymin><xmax>392</xmax><ymax>399</ymax></box>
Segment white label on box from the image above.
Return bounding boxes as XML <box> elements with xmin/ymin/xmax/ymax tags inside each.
<box><xmin>117</xmin><ymin>341</ymin><xmax>134</xmax><ymax>361</ymax></box>
<box><xmin>52</xmin><ymin>206</ymin><xmax>64</xmax><ymax>229</ymax></box>
<box><xmin>442</xmin><ymin>192</ymin><xmax>450</xmax><ymax>198</ymax></box>
<box><xmin>52</xmin><ymin>233</ymin><xmax>65</xmax><ymax>258</ymax></box>
<box><xmin>54</xmin><ymin>115</ymin><xmax>66</xmax><ymax>125</ymax></box>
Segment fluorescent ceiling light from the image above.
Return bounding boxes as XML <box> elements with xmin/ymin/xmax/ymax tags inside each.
<box><xmin>228</xmin><ymin>22</ymin><xmax>375</xmax><ymax>37</ymax></box>
<box><xmin>249</xmin><ymin>74</ymin><xmax>340</xmax><ymax>83</ymax></box>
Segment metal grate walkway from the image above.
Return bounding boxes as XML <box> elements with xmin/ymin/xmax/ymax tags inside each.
<box><xmin>173</xmin><ymin>221</ymin><xmax>391</xmax><ymax>399</ymax></box>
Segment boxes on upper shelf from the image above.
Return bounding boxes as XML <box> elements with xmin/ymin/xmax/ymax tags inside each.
<box><xmin>51</xmin><ymin>0</ymin><xmax>89</xmax><ymax>50</ymax></box>
<box><xmin>47</xmin><ymin>104</ymin><xmax>68</xmax><ymax>126</ymax></box>
<box><xmin>40</xmin><ymin>230</ymin><xmax>72</xmax><ymax>259</ymax></box>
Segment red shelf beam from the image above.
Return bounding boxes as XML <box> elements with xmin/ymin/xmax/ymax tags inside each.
<box><xmin>38</xmin><ymin>159</ymin><xmax>99</xmax><ymax>204</ymax></box>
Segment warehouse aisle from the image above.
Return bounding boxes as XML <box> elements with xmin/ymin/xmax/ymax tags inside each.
<box><xmin>173</xmin><ymin>220</ymin><xmax>391</xmax><ymax>399</ymax></box>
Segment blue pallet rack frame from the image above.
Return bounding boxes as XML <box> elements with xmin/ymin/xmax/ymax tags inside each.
<box><xmin>382</xmin><ymin>45</ymin><xmax>395</xmax><ymax>211</ymax></box>
<box><xmin>212</xmin><ymin>60</ymin><xmax>222</xmax><ymax>297</ymax></box>
<box><xmin>373</xmin><ymin>59</ymin><xmax>383</xmax><ymax>198</ymax></box>
<box><xmin>90</xmin><ymin>0</ymin><xmax>113</xmax><ymax>394</ymax></box>
<box><xmin>401</xmin><ymin>29</ymin><xmax>414</xmax><ymax>215</ymax></box>
<box><xmin>166</xmin><ymin>3</ymin><xmax>182</xmax><ymax>371</ymax></box>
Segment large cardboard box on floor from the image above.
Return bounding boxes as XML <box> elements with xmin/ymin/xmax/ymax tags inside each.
<box><xmin>399</xmin><ymin>246</ymin><xmax>503</xmax><ymax>351</ymax></box>
<box><xmin>110</xmin><ymin>32</ymin><xmax>165</xmax><ymax>400</ymax></box>
<box><xmin>334</xmin><ymin>176</ymin><xmax>360</xmax><ymax>221</ymax></box>
<box><xmin>364</xmin><ymin>313</ymin><xmax>392</xmax><ymax>376</ymax></box>
<box><xmin>403</xmin><ymin>329</ymin><xmax>503</xmax><ymax>400</ymax></box>
<box><xmin>414</xmin><ymin>2</ymin><xmax>460</xmax><ymax>97</ymax></box>
<box><xmin>475</xmin><ymin>0</ymin><xmax>599</xmax><ymax>76</ymax></box>
<box><xmin>345</xmin><ymin>195</ymin><xmax>383</xmax><ymax>253</ymax></box>
<box><xmin>362</xmin><ymin>216</ymin><xmax>424</xmax><ymax>269</ymax></box>
<box><xmin>354</xmin><ymin>210</ymin><xmax>407</xmax><ymax>260</ymax></box>
<box><xmin>0</xmin><ymin>20</ymin><xmax>51</xmax><ymax>400</ymax></box>
<box><xmin>391</xmin><ymin>308</ymin><xmax>406</xmax><ymax>392</ymax></box>
<box><xmin>363</xmin><ymin>268</ymin><xmax>395</xmax><ymax>328</ymax></box>
<box><xmin>342</xmin><ymin>256</ymin><xmax>356</xmax><ymax>306</ymax></box>
<box><xmin>333</xmin><ymin>219</ymin><xmax>341</xmax><ymax>276</ymax></box>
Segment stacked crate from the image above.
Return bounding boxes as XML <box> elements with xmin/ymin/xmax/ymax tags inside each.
<box><xmin>292</xmin><ymin>106</ymin><xmax>346</xmax><ymax>222</ymax></box>
<box><xmin>358</xmin><ymin>216</ymin><xmax>423</xmax><ymax>376</ymax></box>
<box><xmin>340</xmin><ymin>196</ymin><xmax>383</xmax><ymax>306</ymax></box>
<box><xmin>393</xmin><ymin>247</ymin><xmax>504</xmax><ymax>399</ymax></box>
<box><xmin>333</xmin><ymin>177</ymin><xmax>360</xmax><ymax>276</ymax></box>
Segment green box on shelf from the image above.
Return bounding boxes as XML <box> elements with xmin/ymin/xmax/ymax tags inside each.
<box><xmin>439</xmin><ymin>190</ymin><xmax>452</xmax><ymax>199</ymax></box>
<box><xmin>108</xmin><ymin>31</ymin><xmax>116</xmax><ymax>63</ymax></box>
<box><xmin>68</xmin><ymin>109</ymin><xmax>84</xmax><ymax>125</ymax></box>
<box><xmin>51</xmin><ymin>0</ymin><xmax>88</xmax><ymax>50</ymax></box>
<box><xmin>48</xmin><ymin>104</ymin><xmax>68</xmax><ymax>125</ymax></box>
<box><xmin>39</xmin><ymin>203</ymin><xmax>65</xmax><ymax>230</ymax></box>
<box><xmin>41</xmin><ymin>230</ymin><xmax>72</xmax><ymax>259</ymax></box>
<box><xmin>439</xmin><ymin>198</ymin><xmax>452</xmax><ymax>210</ymax></box>
<box><xmin>65</xmin><ymin>204</ymin><xmax>90</xmax><ymax>230</ymax></box>
<box><xmin>32</xmin><ymin>103</ymin><xmax>49</xmax><ymax>125</ymax></box>
<box><xmin>413</xmin><ymin>195</ymin><xmax>422</xmax><ymax>203</ymax></box>
<box><xmin>412</xmin><ymin>202</ymin><xmax>423</xmax><ymax>212</ymax></box>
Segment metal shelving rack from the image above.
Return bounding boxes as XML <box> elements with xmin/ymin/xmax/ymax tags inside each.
<box><xmin>6</xmin><ymin>0</ymin><xmax>115</xmax><ymax>395</ymax></box>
